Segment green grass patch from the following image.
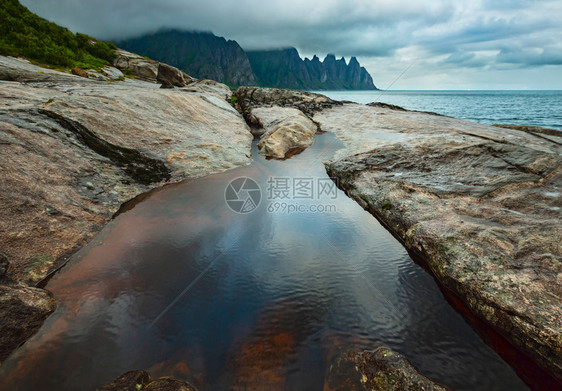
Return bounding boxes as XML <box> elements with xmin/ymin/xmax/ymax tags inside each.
<box><xmin>0</xmin><ymin>0</ymin><xmax>117</xmax><ymax>69</ymax></box>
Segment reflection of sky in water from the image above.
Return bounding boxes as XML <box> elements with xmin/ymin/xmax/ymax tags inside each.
<box><xmin>0</xmin><ymin>134</ymin><xmax>529</xmax><ymax>391</ymax></box>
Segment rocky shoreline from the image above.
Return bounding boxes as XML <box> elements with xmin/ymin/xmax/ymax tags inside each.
<box><xmin>317</xmin><ymin>103</ymin><xmax>562</xmax><ymax>382</ymax></box>
<box><xmin>0</xmin><ymin>53</ymin><xmax>253</xmax><ymax>363</ymax></box>
<box><xmin>1</xmin><ymin>52</ymin><xmax>561</xmax><ymax>389</ymax></box>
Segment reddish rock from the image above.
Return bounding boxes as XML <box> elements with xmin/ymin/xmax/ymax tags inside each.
<box><xmin>71</xmin><ymin>67</ymin><xmax>88</xmax><ymax>78</ymax></box>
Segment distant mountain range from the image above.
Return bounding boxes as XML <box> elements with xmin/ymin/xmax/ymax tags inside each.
<box><xmin>118</xmin><ymin>30</ymin><xmax>377</xmax><ymax>90</ymax></box>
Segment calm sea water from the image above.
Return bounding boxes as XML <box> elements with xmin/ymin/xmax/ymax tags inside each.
<box><xmin>315</xmin><ymin>90</ymin><xmax>562</xmax><ymax>130</ymax></box>
<box><xmin>0</xmin><ymin>135</ymin><xmax>537</xmax><ymax>390</ymax></box>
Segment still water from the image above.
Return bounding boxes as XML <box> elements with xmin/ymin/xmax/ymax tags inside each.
<box><xmin>317</xmin><ymin>90</ymin><xmax>562</xmax><ymax>130</ymax></box>
<box><xmin>0</xmin><ymin>134</ymin><xmax>530</xmax><ymax>390</ymax></box>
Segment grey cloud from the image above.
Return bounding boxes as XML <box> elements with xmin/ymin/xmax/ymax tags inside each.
<box><xmin>19</xmin><ymin>0</ymin><xmax>562</xmax><ymax>89</ymax></box>
<box><xmin>497</xmin><ymin>46</ymin><xmax>562</xmax><ymax>66</ymax></box>
<box><xmin>440</xmin><ymin>51</ymin><xmax>489</xmax><ymax>68</ymax></box>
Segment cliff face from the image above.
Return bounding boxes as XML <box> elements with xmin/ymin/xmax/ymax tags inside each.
<box><xmin>118</xmin><ymin>30</ymin><xmax>257</xmax><ymax>86</ymax></box>
<box><xmin>247</xmin><ymin>48</ymin><xmax>377</xmax><ymax>90</ymax></box>
<box><xmin>118</xmin><ymin>31</ymin><xmax>376</xmax><ymax>90</ymax></box>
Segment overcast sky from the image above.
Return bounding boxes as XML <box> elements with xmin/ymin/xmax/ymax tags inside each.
<box><xmin>21</xmin><ymin>0</ymin><xmax>562</xmax><ymax>89</ymax></box>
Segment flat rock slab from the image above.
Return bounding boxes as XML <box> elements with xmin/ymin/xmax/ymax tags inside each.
<box><xmin>251</xmin><ymin>106</ymin><xmax>317</xmax><ymax>158</ymax></box>
<box><xmin>318</xmin><ymin>103</ymin><xmax>562</xmax><ymax>380</ymax></box>
<box><xmin>180</xmin><ymin>79</ymin><xmax>233</xmax><ymax>101</ymax></box>
<box><xmin>325</xmin><ymin>347</ymin><xmax>447</xmax><ymax>391</ymax></box>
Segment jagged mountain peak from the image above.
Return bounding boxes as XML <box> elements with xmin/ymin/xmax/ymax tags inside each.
<box><xmin>248</xmin><ymin>47</ymin><xmax>377</xmax><ymax>90</ymax></box>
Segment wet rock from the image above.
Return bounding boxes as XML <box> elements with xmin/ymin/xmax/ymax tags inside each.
<box><xmin>145</xmin><ymin>378</ymin><xmax>198</xmax><ymax>391</ymax></box>
<box><xmin>0</xmin><ymin>254</ymin><xmax>9</xmax><ymax>280</ymax></box>
<box><xmin>0</xmin><ymin>55</ymin><xmax>252</xmax><ymax>284</ymax></box>
<box><xmin>251</xmin><ymin>106</ymin><xmax>317</xmax><ymax>158</ymax></box>
<box><xmin>97</xmin><ymin>370</ymin><xmax>150</xmax><ymax>391</ymax></box>
<box><xmin>236</xmin><ymin>86</ymin><xmax>340</xmax><ymax>117</ymax></box>
<box><xmin>324</xmin><ymin>347</ymin><xmax>448</xmax><ymax>391</ymax></box>
<box><xmin>319</xmin><ymin>103</ymin><xmax>562</xmax><ymax>380</ymax></box>
<box><xmin>97</xmin><ymin>370</ymin><xmax>197</xmax><ymax>391</ymax></box>
<box><xmin>0</xmin><ymin>283</ymin><xmax>56</xmax><ymax>363</ymax></box>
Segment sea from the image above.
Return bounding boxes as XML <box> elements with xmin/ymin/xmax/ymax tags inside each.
<box><xmin>314</xmin><ymin>90</ymin><xmax>562</xmax><ymax>131</ymax></box>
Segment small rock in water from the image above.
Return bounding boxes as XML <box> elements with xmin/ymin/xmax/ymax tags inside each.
<box><xmin>325</xmin><ymin>346</ymin><xmax>448</xmax><ymax>391</ymax></box>
<box><xmin>97</xmin><ymin>370</ymin><xmax>198</xmax><ymax>391</ymax></box>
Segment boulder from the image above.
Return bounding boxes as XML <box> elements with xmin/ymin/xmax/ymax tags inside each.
<box><xmin>0</xmin><ymin>283</ymin><xmax>56</xmax><ymax>364</ymax></box>
<box><xmin>325</xmin><ymin>347</ymin><xmax>448</xmax><ymax>391</ymax></box>
<box><xmin>251</xmin><ymin>106</ymin><xmax>317</xmax><ymax>158</ymax></box>
<box><xmin>97</xmin><ymin>370</ymin><xmax>197</xmax><ymax>391</ymax></box>
<box><xmin>112</xmin><ymin>49</ymin><xmax>159</xmax><ymax>82</ymax></box>
<box><xmin>318</xmin><ymin>102</ymin><xmax>562</xmax><ymax>381</ymax></box>
<box><xmin>85</xmin><ymin>66</ymin><xmax>125</xmax><ymax>81</ymax></box>
<box><xmin>101</xmin><ymin>66</ymin><xmax>125</xmax><ymax>80</ymax></box>
<box><xmin>112</xmin><ymin>49</ymin><xmax>145</xmax><ymax>69</ymax></box>
<box><xmin>129</xmin><ymin>58</ymin><xmax>159</xmax><ymax>82</ymax></box>
<box><xmin>113</xmin><ymin>49</ymin><xmax>193</xmax><ymax>87</ymax></box>
<box><xmin>71</xmin><ymin>67</ymin><xmax>88</xmax><ymax>78</ymax></box>
<box><xmin>157</xmin><ymin>63</ymin><xmax>192</xmax><ymax>88</ymax></box>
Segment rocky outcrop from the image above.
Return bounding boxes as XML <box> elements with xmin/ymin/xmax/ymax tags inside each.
<box><xmin>112</xmin><ymin>49</ymin><xmax>192</xmax><ymax>87</ymax></box>
<box><xmin>251</xmin><ymin>106</ymin><xmax>317</xmax><ymax>158</ymax></box>
<box><xmin>316</xmin><ymin>102</ymin><xmax>562</xmax><ymax>381</ymax></box>
<box><xmin>236</xmin><ymin>86</ymin><xmax>340</xmax><ymax>117</ymax></box>
<box><xmin>97</xmin><ymin>370</ymin><xmax>198</xmax><ymax>391</ymax></box>
<box><xmin>0</xmin><ymin>283</ymin><xmax>56</xmax><ymax>363</ymax></box>
<box><xmin>0</xmin><ymin>60</ymin><xmax>252</xmax><ymax>285</ymax></box>
<box><xmin>118</xmin><ymin>30</ymin><xmax>257</xmax><ymax>86</ymax></box>
<box><xmin>247</xmin><ymin>48</ymin><xmax>377</xmax><ymax>90</ymax></box>
<box><xmin>493</xmin><ymin>124</ymin><xmax>562</xmax><ymax>145</ymax></box>
<box><xmin>0</xmin><ymin>55</ymin><xmax>253</xmax><ymax>361</ymax></box>
<box><xmin>236</xmin><ymin>87</ymin><xmax>340</xmax><ymax>158</ymax></box>
<box><xmin>325</xmin><ymin>347</ymin><xmax>448</xmax><ymax>391</ymax></box>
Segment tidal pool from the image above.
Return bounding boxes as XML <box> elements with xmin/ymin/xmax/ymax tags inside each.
<box><xmin>0</xmin><ymin>133</ymin><xmax>531</xmax><ymax>390</ymax></box>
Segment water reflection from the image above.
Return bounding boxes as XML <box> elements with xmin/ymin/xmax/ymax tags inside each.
<box><xmin>0</xmin><ymin>134</ymin><xmax>529</xmax><ymax>390</ymax></box>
